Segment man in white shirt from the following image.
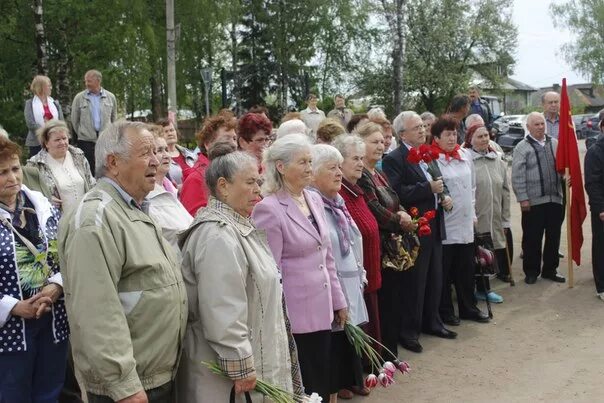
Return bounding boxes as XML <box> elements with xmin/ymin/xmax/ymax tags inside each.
<box><xmin>300</xmin><ymin>93</ymin><xmax>325</xmax><ymax>141</ymax></box>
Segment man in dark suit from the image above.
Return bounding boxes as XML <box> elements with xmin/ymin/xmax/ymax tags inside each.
<box><xmin>382</xmin><ymin>111</ymin><xmax>455</xmax><ymax>353</ymax></box>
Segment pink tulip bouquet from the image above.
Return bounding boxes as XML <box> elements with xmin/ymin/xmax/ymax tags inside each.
<box><xmin>344</xmin><ymin>322</ymin><xmax>411</xmax><ymax>389</ymax></box>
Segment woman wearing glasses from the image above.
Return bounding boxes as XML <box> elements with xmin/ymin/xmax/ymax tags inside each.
<box><xmin>237</xmin><ymin>112</ymin><xmax>273</xmax><ymax>170</ymax></box>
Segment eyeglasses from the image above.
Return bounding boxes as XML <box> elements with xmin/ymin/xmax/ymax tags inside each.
<box><xmin>252</xmin><ymin>137</ymin><xmax>271</xmax><ymax>144</ymax></box>
<box><xmin>403</xmin><ymin>124</ymin><xmax>427</xmax><ymax>132</ymax></box>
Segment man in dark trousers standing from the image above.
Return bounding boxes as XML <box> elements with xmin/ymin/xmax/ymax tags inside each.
<box><xmin>584</xmin><ymin>117</ymin><xmax>604</xmax><ymax>300</ymax></box>
<box><xmin>382</xmin><ymin>111</ymin><xmax>456</xmax><ymax>354</ymax></box>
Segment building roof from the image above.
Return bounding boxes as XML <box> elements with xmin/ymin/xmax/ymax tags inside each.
<box><xmin>534</xmin><ymin>83</ymin><xmax>604</xmax><ymax>109</ymax></box>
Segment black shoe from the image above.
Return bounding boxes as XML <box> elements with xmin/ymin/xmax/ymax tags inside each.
<box><xmin>424</xmin><ymin>328</ymin><xmax>457</xmax><ymax>339</ymax></box>
<box><xmin>399</xmin><ymin>339</ymin><xmax>423</xmax><ymax>353</ymax></box>
<box><xmin>541</xmin><ymin>272</ymin><xmax>566</xmax><ymax>283</ymax></box>
<box><xmin>524</xmin><ymin>276</ymin><xmax>537</xmax><ymax>284</ymax></box>
<box><xmin>558</xmin><ymin>251</ymin><xmax>564</xmax><ymax>258</ymax></box>
<box><xmin>460</xmin><ymin>311</ymin><xmax>490</xmax><ymax>323</ymax></box>
<box><xmin>442</xmin><ymin>315</ymin><xmax>460</xmax><ymax>326</ymax></box>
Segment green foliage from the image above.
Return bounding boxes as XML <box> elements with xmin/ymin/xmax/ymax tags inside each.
<box><xmin>550</xmin><ymin>0</ymin><xmax>604</xmax><ymax>83</ymax></box>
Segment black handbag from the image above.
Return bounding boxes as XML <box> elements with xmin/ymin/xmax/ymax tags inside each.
<box><xmin>229</xmin><ymin>386</ymin><xmax>253</xmax><ymax>403</ymax></box>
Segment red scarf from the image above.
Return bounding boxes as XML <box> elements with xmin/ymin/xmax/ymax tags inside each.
<box><xmin>431</xmin><ymin>140</ymin><xmax>461</xmax><ymax>161</ymax></box>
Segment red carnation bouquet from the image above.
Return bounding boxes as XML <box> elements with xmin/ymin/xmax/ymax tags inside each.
<box><xmin>407</xmin><ymin>144</ymin><xmax>452</xmax><ymax>211</ymax></box>
<box><xmin>408</xmin><ymin>207</ymin><xmax>436</xmax><ymax>237</ymax></box>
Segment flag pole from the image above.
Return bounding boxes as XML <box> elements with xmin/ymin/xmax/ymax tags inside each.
<box><xmin>566</xmin><ymin>167</ymin><xmax>573</xmax><ymax>288</ymax></box>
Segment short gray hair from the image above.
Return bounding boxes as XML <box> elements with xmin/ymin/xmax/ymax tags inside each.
<box><xmin>332</xmin><ymin>134</ymin><xmax>365</xmax><ymax>159</ymax></box>
<box><xmin>392</xmin><ymin>111</ymin><xmax>420</xmax><ymax>137</ymax></box>
<box><xmin>367</xmin><ymin>107</ymin><xmax>387</xmax><ymax>120</ymax></box>
<box><xmin>311</xmin><ymin>144</ymin><xmax>343</xmax><ymax>175</ymax></box>
<box><xmin>526</xmin><ymin>111</ymin><xmax>545</xmax><ymax>126</ymax></box>
<box><xmin>0</xmin><ymin>125</ymin><xmax>8</xmax><ymax>139</ymax></box>
<box><xmin>262</xmin><ymin>133</ymin><xmax>311</xmax><ymax>195</ymax></box>
<box><xmin>465</xmin><ymin>113</ymin><xmax>484</xmax><ymax>128</ymax></box>
<box><xmin>95</xmin><ymin>120</ymin><xmax>146</xmax><ymax>178</ymax></box>
<box><xmin>205</xmin><ymin>151</ymin><xmax>257</xmax><ymax>198</ymax></box>
<box><xmin>276</xmin><ymin>119</ymin><xmax>309</xmax><ymax>140</ymax></box>
<box><xmin>420</xmin><ymin>111</ymin><xmax>436</xmax><ymax>122</ymax></box>
<box><xmin>85</xmin><ymin>69</ymin><xmax>102</xmax><ymax>82</ymax></box>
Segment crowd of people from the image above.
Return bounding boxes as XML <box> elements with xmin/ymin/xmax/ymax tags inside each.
<box><xmin>0</xmin><ymin>70</ymin><xmax>603</xmax><ymax>403</ymax></box>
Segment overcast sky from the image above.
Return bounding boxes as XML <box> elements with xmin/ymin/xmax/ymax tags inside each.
<box><xmin>510</xmin><ymin>0</ymin><xmax>587</xmax><ymax>88</ymax></box>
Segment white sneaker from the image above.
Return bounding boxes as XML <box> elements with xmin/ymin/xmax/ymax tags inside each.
<box><xmin>597</xmin><ymin>292</ymin><xmax>604</xmax><ymax>301</ymax></box>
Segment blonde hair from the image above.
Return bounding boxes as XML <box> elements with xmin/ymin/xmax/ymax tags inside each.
<box><xmin>36</xmin><ymin>120</ymin><xmax>70</xmax><ymax>149</ymax></box>
<box><xmin>354</xmin><ymin>122</ymin><xmax>384</xmax><ymax>139</ymax></box>
<box><xmin>30</xmin><ymin>75</ymin><xmax>51</xmax><ymax>96</ymax></box>
<box><xmin>316</xmin><ymin>118</ymin><xmax>346</xmax><ymax>144</ymax></box>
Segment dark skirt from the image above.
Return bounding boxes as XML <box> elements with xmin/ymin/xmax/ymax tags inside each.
<box><xmin>329</xmin><ymin>331</ymin><xmax>364</xmax><ymax>393</ymax></box>
<box><xmin>293</xmin><ymin>330</ymin><xmax>331</xmax><ymax>401</ymax></box>
<box><xmin>362</xmin><ymin>291</ymin><xmax>381</xmax><ymax>344</ymax></box>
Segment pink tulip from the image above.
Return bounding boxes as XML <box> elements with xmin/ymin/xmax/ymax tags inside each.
<box><xmin>383</xmin><ymin>361</ymin><xmax>396</xmax><ymax>376</ymax></box>
<box><xmin>364</xmin><ymin>374</ymin><xmax>378</xmax><ymax>389</ymax></box>
<box><xmin>394</xmin><ymin>359</ymin><xmax>411</xmax><ymax>374</ymax></box>
<box><xmin>378</xmin><ymin>372</ymin><xmax>394</xmax><ymax>387</ymax></box>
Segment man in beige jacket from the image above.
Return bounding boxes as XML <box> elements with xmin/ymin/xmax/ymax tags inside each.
<box><xmin>59</xmin><ymin>121</ymin><xmax>187</xmax><ymax>403</ymax></box>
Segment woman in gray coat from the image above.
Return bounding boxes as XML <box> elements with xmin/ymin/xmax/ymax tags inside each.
<box><xmin>177</xmin><ymin>145</ymin><xmax>302</xmax><ymax>402</ymax></box>
<box><xmin>24</xmin><ymin>75</ymin><xmax>64</xmax><ymax>157</ymax></box>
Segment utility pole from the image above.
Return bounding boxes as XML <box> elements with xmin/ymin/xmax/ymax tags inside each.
<box><xmin>166</xmin><ymin>0</ymin><xmax>177</xmax><ymax>124</ymax></box>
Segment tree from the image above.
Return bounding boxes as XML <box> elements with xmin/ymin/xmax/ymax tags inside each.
<box><xmin>550</xmin><ymin>0</ymin><xmax>604</xmax><ymax>83</ymax></box>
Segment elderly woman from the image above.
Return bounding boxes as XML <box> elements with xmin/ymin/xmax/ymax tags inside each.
<box><xmin>157</xmin><ymin>118</ymin><xmax>197</xmax><ymax>186</ymax></box>
<box><xmin>432</xmin><ymin>115</ymin><xmax>490</xmax><ymax>323</ymax></box>
<box><xmin>181</xmin><ymin>115</ymin><xmax>238</xmax><ymax>215</ymax></box>
<box><xmin>147</xmin><ymin>130</ymin><xmax>193</xmax><ymax>255</ymax></box>
<box><xmin>252</xmin><ymin>134</ymin><xmax>347</xmax><ymax>402</ymax></box>
<box><xmin>421</xmin><ymin>112</ymin><xmax>436</xmax><ymax>144</ymax></box>
<box><xmin>355</xmin><ymin>122</ymin><xmax>416</xmax><ymax>358</ymax></box>
<box><xmin>238</xmin><ymin>112</ymin><xmax>273</xmax><ymax>168</ymax></box>
<box><xmin>310</xmin><ymin>144</ymin><xmax>369</xmax><ymax>400</ymax></box>
<box><xmin>24</xmin><ymin>75</ymin><xmax>64</xmax><ymax>157</ymax></box>
<box><xmin>465</xmin><ymin>124</ymin><xmax>510</xmax><ymax>303</ymax></box>
<box><xmin>0</xmin><ymin>136</ymin><xmax>68</xmax><ymax>401</ymax></box>
<box><xmin>332</xmin><ymin>135</ymin><xmax>380</xmax><ymax>396</ymax></box>
<box><xmin>26</xmin><ymin>120</ymin><xmax>95</xmax><ymax>214</ymax></box>
<box><xmin>177</xmin><ymin>146</ymin><xmax>301</xmax><ymax>402</ymax></box>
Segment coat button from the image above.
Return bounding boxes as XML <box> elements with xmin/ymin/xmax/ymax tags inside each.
<box><xmin>323</xmin><ymin>283</ymin><xmax>328</xmax><ymax>288</ymax></box>
<box><xmin>317</xmin><ymin>245</ymin><xmax>322</xmax><ymax>250</ymax></box>
<box><xmin>319</xmin><ymin>264</ymin><xmax>324</xmax><ymax>270</ymax></box>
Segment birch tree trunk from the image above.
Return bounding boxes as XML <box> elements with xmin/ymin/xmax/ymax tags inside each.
<box><xmin>33</xmin><ymin>0</ymin><xmax>48</xmax><ymax>75</ymax></box>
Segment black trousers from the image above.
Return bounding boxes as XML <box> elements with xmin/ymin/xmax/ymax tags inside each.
<box><xmin>440</xmin><ymin>243</ymin><xmax>480</xmax><ymax>318</ymax></box>
<box><xmin>378</xmin><ymin>269</ymin><xmax>404</xmax><ymax>361</ymax></box>
<box><xmin>78</xmin><ymin>140</ymin><xmax>97</xmax><ymax>175</ymax></box>
<box><xmin>294</xmin><ymin>331</ymin><xmax>331</xmax><ymax>402</ymax></box>
<box><xmin>399</xmin><ymin>222</ymin><xmax>444</xmax><ymax>342</ymax></box>
<box><xmin>592</xmin><ymin>212</ymin><xmax>604</xmax><ymax>293</ymax></box>
<box><xmin>521</xmin><ymin>202</ymin><xmax>563</xmax><ymax>278</ymax></box>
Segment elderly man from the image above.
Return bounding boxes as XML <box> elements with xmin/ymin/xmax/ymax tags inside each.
<box><xmin>382</xmin><ymin>111</ymin><xmax>456</xmax><ymax>353</ymax></box>
<box><xmin>59</xmin><ymin>121</ymin><xmax>187</xmax><ymax>403</ymax></box>
<box><xmin>300</xmin><ymin>93</ymin><xmax>325</xmax><ymax>139</ymax></box>
<box><xmin>542</xmin><ymin>91</ymin><xmax>560</xmax><ymax>139</ymax></box>
<box><xmin>71</xmin><ymin>69</ymin><xmax>118</xmax><ymax>173</ymax></box>
<box><xmin>512</xmin><ymin>112</ymin><xmax>565</xmax><ymax>284</ymax></box>
<box><xmin>327</xmin><ymin>94</ymin><xmax>353</xmax><ymax>127</ymax></box>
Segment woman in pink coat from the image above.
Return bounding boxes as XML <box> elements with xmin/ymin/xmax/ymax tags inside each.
<box><xmin>252</xmin><ymin>134</ymin><xmax>348</xmax><ymax>402</ymax></box>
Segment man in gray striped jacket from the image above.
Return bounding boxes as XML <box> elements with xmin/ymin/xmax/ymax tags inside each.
<box><xmin>512</xmin><ymin>112</ymin><xmax>565</xmax><ymax>284</ymax></box>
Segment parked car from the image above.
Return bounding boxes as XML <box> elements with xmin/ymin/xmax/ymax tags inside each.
<box><xmin>581</xmin><ymin>113</ymin><xmax>601</xmax><ymax>140</ymax></box>
<box><xmin>572</xmin><ymin>114</ymin><xmax>591</xmax><ymax>139</ymax></box>
<box><xmin>496</xmin><ymin>115</ymin><xmax>527</xmax><ymax>152</ymax></box>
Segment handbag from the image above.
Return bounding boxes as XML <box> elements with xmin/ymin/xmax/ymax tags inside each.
<box><xmin>382</xmin><ymin>231</ymin><xmax>420</xmax><ymax>272</ymax></box>
<box><xmin>474</xmin><ymin>232</ymin><xmax>499</xmax><ymax>275</ymax></box>
<box><xmin>229</xmin><ymin>386</ymin><xmax>253</xmax><ymax>403</ymax></box>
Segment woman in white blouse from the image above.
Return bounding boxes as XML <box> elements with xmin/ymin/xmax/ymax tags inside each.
<box><xmin>430</xmin><ymin>115</ymin><xmax>490</xmax><ymax>324</ymax></box>
<box><xmin>26</xmin><ymin>120</ymin><xmax>94</xmax><ymax>214</ymax></box>
<box><xmin>147</xmin><ymin>130</ymin><xmax>193</xmax><ymax>256</ymax></box>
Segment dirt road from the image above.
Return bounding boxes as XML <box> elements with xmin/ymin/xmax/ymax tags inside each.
<box><xmin>353</xmin><ymin>142</ymin><xmax>603</xmax><ymax>403</ymax></box>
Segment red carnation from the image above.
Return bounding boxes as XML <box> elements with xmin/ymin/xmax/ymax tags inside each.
<box><xmin>417</xmin><ymin>217</ymin><xmax>428</xmax><ymax>226</ymax></box>
<box><xmin>407</xmin><ymin>148</ymin><xmax>422</xmax><ymax>164</ymax></box>
<box><xmin>431</xmin><ymin>149</ymin><xmax>440</xmax><ymax>160</ymax></box>
<box><xmin>409</xmin><ymin>207</ymin><xmax>419</xmax><ymax>217</ymax></box>
<box><xmin>419</xmin><ymin>144</ymin><xmax>431</xmax><ymax>154</ymax></box>
<box><xmin>418</xmin><ymin>224</ymin><xmax>432</xmax><ymax>237</ymax></box>
<box><xmin>423</xmin><ymin>210</ymin><xmax>436</xmax><ymax>220</ymax></box>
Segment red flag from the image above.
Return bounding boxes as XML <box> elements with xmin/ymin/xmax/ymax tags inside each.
<box><xmin>555</xmin><ymin>78</ymin><xmax>587</xmax><ymax>265</ymax></box>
